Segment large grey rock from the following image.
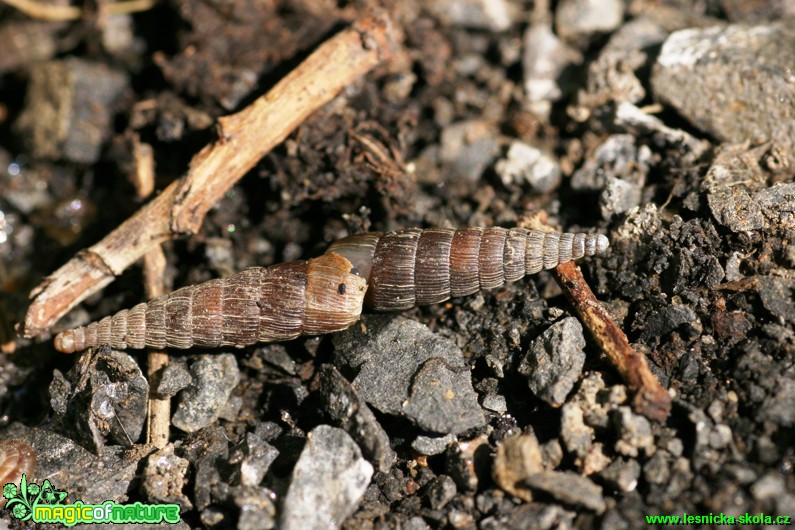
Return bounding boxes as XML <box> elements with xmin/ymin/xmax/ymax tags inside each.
<box><xmin>333</xmin><ymin>316</ymin><xmax>486</xmax><ymax>434</ymax></box>
<box><xmin>653</xmin><ymin>23</ymin><xmax>795</xmax><ymax>160</ymax></box>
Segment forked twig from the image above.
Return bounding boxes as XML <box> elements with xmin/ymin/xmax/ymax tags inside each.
<box><xmin>18</xmin><ymin>9</ymin><xmax>399</xmax><ymax>340</ymax></box>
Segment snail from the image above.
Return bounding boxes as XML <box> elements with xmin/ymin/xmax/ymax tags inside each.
<box><xmin>54</xmin><ymin>227</ymin><xmax>608</xmax><ymax>353</ymax></box>
<box><xmin>0</xmin><ymin>440</ymin><xmax>36</xmax><ymax>496</ymax></box>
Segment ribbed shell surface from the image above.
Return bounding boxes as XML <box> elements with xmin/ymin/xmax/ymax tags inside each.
<box><xmin>328</xmin><ymin>227</ymin><xmax>609</xmax><ymax>311</ymax></box>
<box><xmin>54</xmin><ymin>253</ymin><xmax>367</xmax><ymax>353</ymax></box>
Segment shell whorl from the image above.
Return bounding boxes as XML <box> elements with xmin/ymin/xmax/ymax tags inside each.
<box><xmin>54</xmin><ymin>253</ymin><xmax>367</xmax><ymax>353</ymax></box>
<box><xmin>327</xmin><ymin>227</ymin><xmax>609</xmax><ymax>311</ymax></box>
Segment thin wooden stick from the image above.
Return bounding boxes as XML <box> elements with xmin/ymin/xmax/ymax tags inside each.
<box><xmin>554</xmin><ymin>261</ymin><xmax>672</xmax><ymax>422</ymax></box>
<box><xmin>0</xmin><ymin>0</ymin><xmax>159</xmax><ymax>21</ymax></box>
<box><xmin>130</xmin><ymin>133</ymin><xmax>171</xmax><ymax>448</ymax></box>
<box><xmin>18</xmin><ymin>9</ymin><xmax>399</xmax><ymax>340</ymax></box>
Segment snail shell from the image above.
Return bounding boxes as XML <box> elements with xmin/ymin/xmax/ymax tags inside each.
<box><xmin>327</xmin><ymin>227</ymin><xmax>609</xmax><ymax>310</ymax></box>
<box><xmin>54</xmin><ymin>253</ymin><xmax>367</xmax><ymax>353</ymax></box>
<box><xmin>0</xmin><ymin>440</ymin><xmax>36</xmax><ymax>491</ymax></box>
<box><xmin>53</xmin><ymin>227</ymin><xmax>608</xmax><ymax>353</ymax></box>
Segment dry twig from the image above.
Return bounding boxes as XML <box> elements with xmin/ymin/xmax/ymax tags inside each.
<box><xmin>0</xmin><ymin>0</ymin><xmax>159</xmax><ymax>21</ymax></box>
<box><xmin>554</xmin><ymin>261</ymin><xmax>672</xmax><ymax>422</ymax></box>
<box><xmin>18</xmin><ymin>9</ymin><xmax>399</xmax><ymax>339</ymax></box>
<box><xmin>130</xmin><ymin>133</ymin><xmax>170</xmax><ymax>449</ymax></box>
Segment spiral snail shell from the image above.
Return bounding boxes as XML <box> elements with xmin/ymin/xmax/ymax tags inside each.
<box><xmin>53</xmin><ymin>227</ymin><xmax>608</xmax><ymax>353</ymax></box>
<box><xmin>54</xmin><ymin>253</ymin><xmax>367</xmax><ymax>353</ymax></box>
<box><xmin>0</xmin><ymin>440</ymin><xmax>36</xmax><ymax>492</ymax></box>
<box><xmin>328</xmin><ymin>227</ymin><xmax>608</xmax><ymax>310</ymax></box>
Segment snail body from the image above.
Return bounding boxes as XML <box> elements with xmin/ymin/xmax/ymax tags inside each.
<box><xmin>54</xmin><ymin>227</ymin><xmax>608</xmax><ymax>353</ymax></box>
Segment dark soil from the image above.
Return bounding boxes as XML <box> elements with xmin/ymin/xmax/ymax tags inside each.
<box><xmin>0</xmin><ymin>1</ymin><xmax>793</xmax><ymax>529</ymax></box>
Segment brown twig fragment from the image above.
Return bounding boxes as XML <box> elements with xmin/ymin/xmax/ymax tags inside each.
<box><xmin>0</xmin><ymin>0</ymin><xmax>159</xmax><ymax>21</ymax></box>
<box><xmin>553</xmin><ymin>261</ymin><xmax>672</xmax><ymax>422</ymax></box>
<box><xmin>131</xmin><ymin>133</ymin><xmax>170</xmax><ymax>449</ymax></box>
<box><xmin>18</xmin><ymin>9</ymin><xmax>399</xmax><ymax>340</ymax></box>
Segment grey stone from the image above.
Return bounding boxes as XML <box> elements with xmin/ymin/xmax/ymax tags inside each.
<box><xmin>403</xmin><ymin>358</ymin><xmax>486</xmax><ymax>433</ymax></box>
<box><xmin>571</xmin><ymin>134</ymin><xmax>652</xmax><ymax>192</ymax></box>
<box><xmin>481</xmin><ymin>394</ymin><xmax>507</xmax><ymax>414</ymax></box>
<box><xmin>518</xmin><ymin>317</ymin><xmax>586</xmax><ymax>407</ymax></box>
<box><xmin>230</xmin><ymin>432</ymin><xmax>279</xmax><ymax>487</ymax></box>
<box><xmin>439</xmin><ymin>120</ymin><xmax>500</xmax><ymax>183</ymax></box>
<box><xmin>412</xmin><ymin>433</ymin><xmax>457</xmax><ymax>456</ymax></box>
<box><xmin>49</xmin><ymin>346</ymin><xmax>148</xmax><ymax>451</ymax></box>
<box><xmin>757</xmin><ymin>277</ymin><xmax>795</xmax><ymax>324</ymax></box>
<box><xmin>613</xmin><ymin>406</ymin><xmax>655</xmax><ymax>457</ymax></box>
<box><xmin>652</xmin><ymin>23</ymin><xmax>795</xmax><ymax>157</ymax></box>
<box><xmin>637</xmin><ymin>304</ymin><xmax>699</xmax><ymax>345</ymax></box>
<box><xmin>574</xmin><ymin>18</ymin><xmax>668</xmax><ymax>118</ymax></box>
<box><xmin>333</xmin><ymin>316</ymin><xmax>485</xmax><ymax>434</ymax></box>
<box><xmin>523</xmin><ymin>471</ymin><xmax>606</xmax><ymax>513</ymax></box>
<box><xmin>142</xmin><ymin>444</ymin><xmax>191</xmax><ymax>507</ymax></box>
<box><xmin>643</xmin><ymin>450</ymin><xmax>671</xmax><ymax>485</ymax></box>
<box><xmin>495</xmin><ymin>141</ymin><xmax>561</xmax><ymax>193</ymax></box>
<box><xmin>317</xmin><ymin>364</ymin><xmax>397</xmax><ymax>472</ymax></box>
<box><xmin>280</xmin><ymin>425</ymin><xmax>373</xmax><ymax>530</ymax></box>
<box><xmin>522</xmin><ymin>23</ymin><xmax>582</xmax><ymax>119</ymax></box>
<box><xmin>155</xmin><ymin>362</ymin><xmax>192</xmax><ymax>398</ymax></box>
<box><xmin>601</xmin><ymin>176</ymin><xmax>644</xmax><ymax>220</ymax></box>
<box><xmin>232</xmin><ymin>485</ymin><xmax>277</xmax><ymax>530</ymax></box>
<box><xmin>561</xmin><ymin>402</ymin><xmax>593</xmax><ymax>459</ymax></box>
<box><xmin>425</xmin><ymin>0</ymin><xmax>513</xmax><ymax>31</ymax></box>
<box><xmin>708</xmin><ymin>186</ymin><xmax>765</xmax><ymax>232</ymax></box>
<box><xmin>599</xmin><ymin>458</ymin><xmax>641</xmax><ymax>492</ymax></box>
<box><xmin>612</xmin><ymin>102</ymin><xmax>710</xmax><ymax>162</ymax></box>
<box><xmin>2</xmin><ymin>423</ymin><xmax>148</xmax><ymax>505</ymax></box>
<box><xmin>555</xmin><ymin>0</ymin><xmax>625</xmax><ymax>46</ymax></box>
<box><xmin>16</xmin><ymin>58</ymin><xmax>128</xmax><ymax>163</ymax></box>
<box><xmin>756</xmin><ymin>182</ymin><xmax>795</xmax><ymax>229</ymax></box>
<box><xmin>172</xmin><ymin>354</ymin><xmax>240</xmax><ymax>433</ymax></box>
<box><xmin>425</xmin><ymin>475</ymin><xmax>457</xmax><ymax>510</ymax></box>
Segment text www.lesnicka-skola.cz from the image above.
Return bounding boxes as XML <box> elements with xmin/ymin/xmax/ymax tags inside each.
<box><xmin>645</xmin><ymin>512</ymin><xmax>792</xmax><ymax>526</ymax></box>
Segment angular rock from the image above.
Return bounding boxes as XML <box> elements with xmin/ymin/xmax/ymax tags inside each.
<box><xmin>142</xmin><ymin>444</ymin><xmax>191</xmax><ymax>507</ymax></box>
<box><xmin>523</xmin><ymin>471</ymin><xmax>606</xmax><ymax>513</ymax></box>
<box><xmin>333</xmin><ymin>316</ymin><xmax>485</xmax><ymax>434</ymax></box>
<box><xmin>439</xmin><ymin>120</ymin><xmax>500</xmax><ymax>183</ymax></box>
<box><xmin>653</xmin><ymin>23</ymin><xmax>795</xmax><ymax>159</ymax></box>
<box><xmin>403</xmin><ymin>358</ymin><xmax>486</xmax><ymax>433</ymax></box>
<box><xmin>518</xmin><ymin>317</ymin><xmax>586</xmax><ymax>407</ymax></box>
<box><xmin>49</xmin><ymin>345</ymin><xmax>148</xmax><ymax>451</ymax></box>
<box><xmin>425</xmin><ymin>475</ymin><xmax>457</xmax><ymax>510</ymax></box>
<box><xmin>495</xmin><ymin>141</ymin><xmax>561</xmax><ymax>193</ymax></box>
<box><xmin>561</xmin><ymin>402</ymin><xmax>593</xmax><ymax>459</ymax></box>
<box><xmin>172</xmin><ymin>354</ymin><xmax>240</xmax><ymax>433</ymax></box>
<box><xmin>599</xmin><ymin>458</ymin><xmax>641</xmax><ymax>492</ymax></box>
<box><xmin>492</xmin><ymin>433</ymin><xmax>544</xmax><ymax>502</ymax></box>
<box><xmin>412</xmin><ymin>433</ymin><xmax>457</xmax><ymax>456</ymax></box>
<box><xmin>555</xmin><ymin>0</ymin><xmax>625</xmax><ymax>46</ymax></box>
<box><xmin>154</xmin><ymin>362</ymin><xmax>192</xmax><ymax>398</ymax></box>
<box><xmin>317</xmin><ymin>364</ymin><xmax>397</xmax><ymax>472</ymax></box>
<box><xmin>425</xmin><ymin>0</ymin><xmax>513</xmax><ymax>31</ymax></box>
<box><xmin>280</xmin><ymin>425</ymin><xmax>373</xmax><ymax>530</ymax></box>
<box><xmin>233</xmin><ymin>485</ymin><xmax>277</xmax><ymax>530</ymax></box>
<box><xmin>613</xmin><ymin>406</ymin><xmax>655</xmax><ymax>457</ymax></box>
<box><xmin>522</xmin><ymin>23</ymin><xmax>581</xmax><ymax>119</ymax></box>
<box><xmin>16</xmin><ymin>58</ymin><xmax>128</xmax><ymax>163</ymax></box>
<box><xmin>229</xmin><ymin>431</ymin><xmax>279</xmax><ymax>487</ymax></box>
